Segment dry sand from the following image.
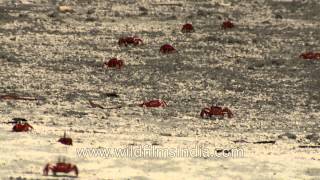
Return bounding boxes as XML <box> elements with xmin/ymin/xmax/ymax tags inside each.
<box><xmin>0</xmin><ymin>0</ymin><xmax>320</xmax><ymax>179</ymax></box>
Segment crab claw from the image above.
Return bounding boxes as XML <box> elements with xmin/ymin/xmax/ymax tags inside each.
<box><xmin>200</xmin><ymin>108</ymin><xmax>211</xmax><ymax>118</ymax></box>
<box><xmin>43</xmin><ymin>164</ymin><xmax>50</xmax><ymax>176</ymax></box>
<box><xmin>73</xmin><ymin>165</ymin><xmax>79</xmax><ymax>176</ymax></box>
<box><xmin>26</xmin><ymin>123</ymin><xmax>34</xmax><ymax>129</ymax></box>
<box><xmin>222</xmin><ymin>108</ymin><xmax>233</xmax><ymax>118</ymax></box>
<box><xmin>133</xmin><ymin>38</ymin><xmax>143</xmax><ymax>45</ymax></box>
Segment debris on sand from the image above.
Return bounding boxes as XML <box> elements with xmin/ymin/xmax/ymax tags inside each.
<box><xmin>253</xmin><ymin>140</ymin><xmax>276</xmax><ymax>144</ymax></box>
<box><xmin>88</xmin><ymin>100</ymin><xmax>105</xmax><ymax>109</ymax></box>
<box><xmin>139</xmin><ymin>99</ymin><xmax>167</xmax><ymax>108</ymax></box>
<box><xmin>88</xmin><ymin>100</ymin><xmax>122</xmax><ymax>109</ymax></box>
<box><xmin>216</xmin><ymin>149</ymin><xmax>232</xmax><ymax>154</ymax></box>
<box><xmin>87</xmin><ymin>8</ymin><xmax>95</xmax><ymax>15</ymax></box>
<box><xmin>299</xmin><ymin>145</ymin><xmax>320</xmax><ymax>149</ymax></box>
<box><xmin>233</xmin><ymin>140</ymin><xmax>276</xmax><ymax>144</ymax></box>
<box><xmin>0</xmin><ymin>94</ymin><xmax>38</xmax><ymax>101</ymax></box>
<box><xmin>160</xmin><ymin>133</ymin><xmax>172</xmax><ymax>137</ymax></box>
<box><xmin>104</xmin><ymin>92</ymin><xmax>119</xmax><ymax>98</ymax></box>
<box><xmin>278</xmin><ymin>132</ymin><xmax>297</xmax><ymax>140</ymax></box>
<box><xmin>57</xmin><ymin>6</ymin><xmax>74</xmax><ymax>13</ymax></box>
<box><xmin>233</xmin><ymin>140</ymin><xmax>250</xmax><ymax>143</ymax></box>
<box><xmin>85</xmin><ymin>16</ymin><xmax>98</xmax><ymax>22</ymax></box>
<box><xmin>305</xmin><ymin>133</ymin><xmax>320</xmax><ymax>143</ymax></box>
<box><xmin>151</xmin><ymin>3</ymin><xmax>183</xmax><ymax>7</ymax></box>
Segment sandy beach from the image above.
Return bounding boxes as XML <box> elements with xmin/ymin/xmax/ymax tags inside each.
<box><xmin>0</xmin><ymin>0</ymin><xmax>320</xmax><ymax>179</ymax></box>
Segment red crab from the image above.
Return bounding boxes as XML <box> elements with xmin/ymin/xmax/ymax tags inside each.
<box><xmin>160</xmin><ymin>44</ymin><xmax>176</xmax><ymax>54</ymax></box>
<box><xmin>181</xmin><ymin>23</ymin><xmax>194</xmax><ymax>33</ymax></box>
<box><xmin>9</xmin><ymin>118</ymin><xmax>33</xmax><ymax>132</ymax></box>
<box><xmin>13</xmin><ymin>123</ymin><xmax>33</xmax><ymax>132</ymax></box>
<box><xmin>200</xmin><ymin>106</ymin><xmax>233</xmax><ymax>119</ymax></box>
<box><xmin>299</xmin><ymin>52</ymin><xmax>320</xmax><ymax>60</ymax></box>
<box><xmin>104</xmin><ymin>58</ymin><xmax>124</xmax><ymax>69</ymax></box>
<box><xmin>58</xmin><ymin>132</ymin><xmax>73</xmax><ymax>145</ymax></box>
<box><xmin>118</xmin><ymin>36</ymin><xmax>143</xmax><ymax>46</ymax></box>
<box><xmin>222</xmin><ymin>20</ymin><xmax>234</xmax><ymax>29</ymax></box>
<box><xmin>139</xmin><ymin>99</ymin><xmax>167</xmax><ymax>108</ymax></box>
<box><xmin>43</xmin><ymin>159</ymin><xmax>78</xmax><ymax>177</ymax></box>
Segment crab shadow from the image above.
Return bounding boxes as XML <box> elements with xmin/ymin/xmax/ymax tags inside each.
<box><xmin>45</xmin><ymin>174</ymin><xmax>78</xmax><ymax>178</ymax></box>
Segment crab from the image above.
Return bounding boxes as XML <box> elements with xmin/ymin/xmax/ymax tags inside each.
<box><xmin>139</xmin><ymin>99</ymin><xmax>167</xmax><ymax>108</ymax></box>
<box><xmin>118</xmin><ymin>36</ymin><xmax>143</xmax><ymax>46</ymax></box>
<box><xmin>9</xmin><ymin>118</ymin><xmax>33</xmax><ymax>132</ymax></box>
<box><xmin>58</xmin><ymin>132</ymin><xmax>73</xmax><ymax>146</ymax></box>
<box><xmin>181</xmin><ymin>23</ymin><xmax>194</xmax><ymax>33</ymax></box>
<box><xmin>299</xmin><ymin>52</ymin><xmax>320</xmax><ymax>60</ymax></box>
<box><xmin>104</xmin><ymin>58</ymin><xmax>124</xmax><ymax>69</ymax></box>
<box><xmin>160</xmin><ymin>44</ymin><xmax>176</xmax><ymax>54</ymax></box>
<box><xmin>200</xmin><ymin>106</ymin><xmax>233</xmax><ymax>119</ymax></box>
<box><xmin>43</xmin><ymin>158</ymin><xmax>78</xmax><ymax>177</ymax></box>
<box><xmin>222</xmin><ymin>20</ymin><xmax>234</xmax><ymax>29</ymax></box>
